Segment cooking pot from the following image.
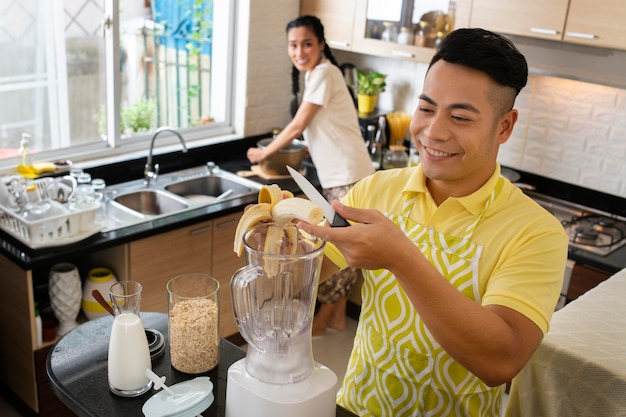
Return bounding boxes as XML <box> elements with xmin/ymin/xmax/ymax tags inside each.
<box><xmin>257</xmin><ymin>138</ymin><xmax>305</xmax><ymax>176</ymax></box>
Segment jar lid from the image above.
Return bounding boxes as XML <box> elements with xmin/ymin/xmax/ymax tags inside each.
<box><xmin>142</xmin><ymin>376</ymin><xmax>214</xmax><ymax>417</ymax></box>
<box><xmin>389</xmin><ymin>145</ymin><xmax>407</xmax><ymax>151</ymax></box>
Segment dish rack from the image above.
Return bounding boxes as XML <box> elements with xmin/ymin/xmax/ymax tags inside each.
<box><xmin>0</xmin><ymin>178</ymin><xmax>102</xmax><ymax>249</ymax></box>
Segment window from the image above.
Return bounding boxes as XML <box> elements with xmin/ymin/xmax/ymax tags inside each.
<box><xmin>0</xmin><ymin>0</ymin><xmax>234</xmax><ymax>168</ymax></box>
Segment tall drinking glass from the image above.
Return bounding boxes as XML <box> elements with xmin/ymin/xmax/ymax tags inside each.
<box><xmin>107</xmin><ymin>281</ymin><xmax>152</xmax><ymax>397</ymax></box>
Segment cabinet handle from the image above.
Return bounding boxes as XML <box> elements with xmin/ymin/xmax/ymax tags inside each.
<box><xmin>190</xmin><ymin>225</ymin><xmax>211</xmax><ymax>235</ymax></box>
<box><xmin>530</xmin><ymin>27</ymin><xmax>559</xmax><ymax>35</ymax></box>
<box><xmin>328</xmin><ymin>40</ymin><xmax>350</xmax><ymax>48</ymax></box>
<box><xmin>216</xmin><ymin>219</ymin><xmax>237</xmax><ymax>229</ymax></box>
<box><xmin>391</xmin><ymin>50</ymin><xmax>415</xmax><ymax>58</ymax></box>
<box><xmin>565</xmin><ymin>32</ymin><xmax>596</xmax><ymax>40</ymax></box>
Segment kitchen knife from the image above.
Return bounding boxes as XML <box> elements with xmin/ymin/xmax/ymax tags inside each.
<box><xmin>287</xmin><ymin>165</ymin><xmax>350</xmax><ymax>227</ymax></box>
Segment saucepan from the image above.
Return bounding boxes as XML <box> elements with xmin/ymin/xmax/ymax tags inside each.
<box><xmin>257</xmin><ymin>137</ymin><xmax>306</xmax><ymax>176</ymax></box>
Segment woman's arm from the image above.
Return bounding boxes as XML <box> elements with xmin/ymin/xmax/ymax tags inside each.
<box><xmin>247</xmin><ymin>101</ymin><xmax>321</xmax><ymax>163</ymax></box>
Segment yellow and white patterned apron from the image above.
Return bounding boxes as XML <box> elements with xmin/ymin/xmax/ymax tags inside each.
<box><xmin>337</xmin><ymin>179</ymin><xmax>506</xmax><ymax>417</ymax></box>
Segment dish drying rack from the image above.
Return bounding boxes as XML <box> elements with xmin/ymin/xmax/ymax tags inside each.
<box><xmin>0</xmin><ymin>177</ymin><xmax>102</xmax><ymax>249</ymax></box>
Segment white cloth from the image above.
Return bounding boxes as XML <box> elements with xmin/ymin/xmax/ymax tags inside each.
<box><xmin>505</xmin><ymin>267</ymin><xmax>626</xmax><ymax>417</ymax></box>
<box><xmin>302</xmin><ymin>60</ymin><xmax>374</xmax><ymax>189</ymax></box>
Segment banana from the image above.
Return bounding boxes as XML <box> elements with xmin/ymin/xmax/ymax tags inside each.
<box><xmin>257</xmin><ymin>184</ymin><xmax>283</xmax><ymax>207</ymax></box>
<box><xmin>271</xmin><ymin>197</ymin><xmax>324</xmax><ymax>225</ymax></box>
<box><xmin>233</xmin><ymin>185</ymin><xmax>324</xmax><ymax>257</ymax></box>
<box><xmin>233</xmin><ymin>202</ymin><xmax>272</xmax><ymax>256</ymax></box>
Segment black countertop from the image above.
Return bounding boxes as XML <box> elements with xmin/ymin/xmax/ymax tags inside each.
<box><xmin>46</xmin><ymin>312</ymin><xmax>357</xmax><ymax>417</ymax></box>
<box><xmin>0</xmin><ymin>134</ymin><xmax>322</xmax><ymax>271</ymax></box>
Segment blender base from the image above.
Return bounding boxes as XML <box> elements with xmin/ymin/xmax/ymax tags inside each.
<box><xmin>225</xmin><ymin>358</ymin><xmax>338</xmax><ymax>417</ymax></box>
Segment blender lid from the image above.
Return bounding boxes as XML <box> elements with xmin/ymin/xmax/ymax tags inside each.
<box><xmin>142</xmin><ymin>376</ymin><xmax>214</xmax><ymax>417</ymax></box>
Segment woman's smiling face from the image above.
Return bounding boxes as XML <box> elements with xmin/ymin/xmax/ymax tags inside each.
<box><xmin>409</xmin><ymin>60</ymin><xmax>517</xmax><ymax>200</ymax></box>
<box><xmin>287</xmin><ymin>26</ymin><xmax>324</xmax><ymax>73</ymax></box>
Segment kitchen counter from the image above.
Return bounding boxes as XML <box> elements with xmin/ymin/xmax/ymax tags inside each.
<box><xmin>0</xmin><ymin>134</ymin><xmax>321</xmax><ymax>271</ymax></box>
<box><xmin>46</xmin><ymin>312</ymin><xmax>357</xmax><ymax>417</ymax></box>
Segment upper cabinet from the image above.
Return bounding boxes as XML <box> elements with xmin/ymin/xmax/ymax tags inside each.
<box><xmin>471</xmin><ymin>0</ymin><xmax>626</xmax><ymax>51</ymax></box>
<box><xmin>470</xmin><ymin>0</ymin><xmax>569</xmax><ymax>41</ymax></box>
<box><xmin>300</xmin><ymin>0</ymin><xmax>358</xmax><ymax>51</ymax></box>
<box><xmin>563</xmin><ymin>0</ymin><xmax>626</xmax><ymax>50</ymax></box>
<box><xmin>352</xmin><ymin>0</ymin><xmax>470</xmax><ymax>62</ymax></box>
<box><xmin>300</xmin><ymin>0</ymin><xmax>471</xmax><ymax>63</ymax></box>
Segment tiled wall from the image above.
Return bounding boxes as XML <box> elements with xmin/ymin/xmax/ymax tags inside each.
<box><xmin>500</xmin><ymin>75</ymin><xmax>626</xmax><ymax>198</ymax></box>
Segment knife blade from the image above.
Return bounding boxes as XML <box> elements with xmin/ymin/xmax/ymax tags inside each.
<box><xmin>287</xmin><ymin>166</ymin><xmax>350</xmax><ymax>227</ymax></box>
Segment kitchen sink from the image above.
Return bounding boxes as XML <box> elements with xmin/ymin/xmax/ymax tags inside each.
<box><xmin>114</xmin><ymin>189</ymin><xmax>189</xmax><ymax>215</ymax></box>
<box><xmin>165</xmin><ymin>176</ymin><xmax>252</xmax><ymax>202</ymax></box>
<box><xmin>102</xmin><ymin>163</ymin><xmax>262</xmax><ymax>231</ymax></box>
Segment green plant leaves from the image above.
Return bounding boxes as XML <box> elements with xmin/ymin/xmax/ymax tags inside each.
<box><xmin>357</xmin><ymin>69</ymin><xmax>387</xmax><ymax>96</ymax></box>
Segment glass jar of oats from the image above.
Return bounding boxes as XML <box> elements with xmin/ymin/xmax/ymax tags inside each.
<box><xmin>167</xmin><ymin>274</ymin><xmax>220</xmax><ymax>373</ymax></box>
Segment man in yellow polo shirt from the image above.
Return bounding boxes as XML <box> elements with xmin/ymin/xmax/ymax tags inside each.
<box><xmin>299</xmin><ymin>28</ymin><xmax>569</xmax><ymax>417</ymax></box>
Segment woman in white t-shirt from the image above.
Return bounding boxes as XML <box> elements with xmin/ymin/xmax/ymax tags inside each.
<box><xmin>247</xmin><ymin>15</ymin><xmax>374</xmax><ymax>336</ymax></box>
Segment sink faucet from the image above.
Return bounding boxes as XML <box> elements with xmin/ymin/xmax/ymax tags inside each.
<box><xmin>144</xmin><ymin>126</ymin><xmax>188</xmax><ymax>185</ymax></box>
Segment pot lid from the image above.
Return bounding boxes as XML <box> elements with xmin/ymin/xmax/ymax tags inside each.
<box><xmin>142</xmin><ymin>376</ymin><xmax>214</xmax><ymax>417</ymax></box>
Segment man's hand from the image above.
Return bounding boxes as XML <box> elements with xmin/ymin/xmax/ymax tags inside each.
<box><xmin>298</xmin><ymin>201</ymin><xmax>413</xmax><ymax>272</ymax></box>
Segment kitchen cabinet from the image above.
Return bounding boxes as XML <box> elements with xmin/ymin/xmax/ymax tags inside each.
<box><xmin>211</xmin><ymin>211</ymin><xmax>245</xmax><ymax>337</ymax></box>
<box><xmin>351</xmin><ymin>0</ymin><xmax>472</xmax><ymax>62</ymax></box>
<box><xmin>129</xmin><ymin>220</ymin><xmax>213</xmax><ymax>313</ymax></box>
<box><xmin>470</xmin><ymin>0</ymin><xmax>569</xmax><ymax>42</ymax></box>
<box><xmin>300</xmin><ymin>0</ymin><xmax>357</xmax><ymax>51</ymax></box>
<box><xmin>470</xmin><ymin>0</ymin><xmax>626</xmax><ymax>50</ymax></box>
<box><xmin>299</xmin><ymin>0</ymin><xmax>471</xmax><ymax>63</ymax></box>
<box><xmin>566</xmin><ymin>263</ymin><xmax>611</xmax><ymax>303</ymax></box>
<box><xmin>563</xmin><ymin>0</ymin><xmax>626</xmax><ymax>50</ymax></box>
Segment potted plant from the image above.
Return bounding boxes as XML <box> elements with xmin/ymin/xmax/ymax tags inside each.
<box><xmin>356</xmin><ymin>69</ymin><xmax>387</xmax><ymax>114</ymax></box>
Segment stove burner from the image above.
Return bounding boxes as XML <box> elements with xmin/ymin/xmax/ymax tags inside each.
<box><xmin>574</xmin><ymin>227</ymin><xmax>600</xmax><ymax>245</ymax></box>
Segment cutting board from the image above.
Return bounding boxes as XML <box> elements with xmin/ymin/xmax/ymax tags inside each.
<box><xmin>237</xmin><ymin>165</ymin><xmax>296</xmax><ymax>180</ymax></box>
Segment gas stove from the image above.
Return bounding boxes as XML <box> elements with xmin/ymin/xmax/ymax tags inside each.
<box><xmin>527</xmin><ymin>191</ymin><xmax>626</xmax><ymax>257</ymax></box>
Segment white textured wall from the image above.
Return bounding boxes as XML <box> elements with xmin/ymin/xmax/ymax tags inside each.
<box><xmin>241</xmin><ymin>0</ymin><xmax>299</xmax><ymax>136</ymax></box>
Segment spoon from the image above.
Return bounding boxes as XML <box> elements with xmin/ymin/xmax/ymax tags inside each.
<box><xmin>215</xmin><ymin>189</ymin><xmax>233</xmax><ymax>201</ymax></box>
<box><xmin>92</xmin><ymin>289</ymin><xmax>115</xmax><ymax>316</ymax></box>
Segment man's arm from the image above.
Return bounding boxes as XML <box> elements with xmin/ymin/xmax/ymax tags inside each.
<box><xmin>299</xmin><ymin>201</ymin><xmax>548</xmax><ymax>386</ymax></box>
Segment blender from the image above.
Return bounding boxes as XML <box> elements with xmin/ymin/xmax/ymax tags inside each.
<box><xmin>225</xmin><ymin>223</ymin><xmax>337</xmax><ymax>417</ymax></box>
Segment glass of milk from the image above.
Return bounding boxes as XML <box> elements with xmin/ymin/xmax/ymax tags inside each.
<box><xmin>107</xmin><ymin>280</ymin><xmax>153</xmax><ymax>397</ymax></box>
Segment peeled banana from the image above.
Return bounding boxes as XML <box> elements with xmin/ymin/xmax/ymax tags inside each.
<box><xmin>233</xmin><ymin>184</ymin><xmax>324</xmax><ymax>257</ymax></box>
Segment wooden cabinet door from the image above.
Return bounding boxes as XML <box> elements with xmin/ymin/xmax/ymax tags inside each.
<box><xmin>211</xmin><ymin>211</ymin><xmax>245</xmax><ymax>337</ymax></box>
<box><xmin>564</xmin><ymin>0</ymin><xmax>626</xmax><ymax>49</ymax></box>
<box><xmin>300</xmin><ymin>0</ymin><xmax>357</xmax><ymax>51</ymax></box>
<box><xmin>470</xmin><ymin>0</ymin><xmax>569</xmax><ymax>41</ymax></box>
<box><xmin>129</xmin><ymin>220</ymin><xmax>213</xmax><ymax>313</ymax></box>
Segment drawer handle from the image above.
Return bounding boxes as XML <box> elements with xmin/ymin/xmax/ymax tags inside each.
<box><xmin>530</xmin><ymin>27</ymin><xmax>558</xmax><ymax>35</ymax></box>
<box><xmin>391</xmin><ymin>50</ymin><xmax>415</xmax><ymax>58</ymax></box>
<box><xmin>190</xmin><ymin>225</ymin><xmax>211</xmax><ymax>235</ymax></box>
<box><xmin>565</xmin><ymin>31</ymin><xmax>596</xmax><ymax>40</ymax></box>
<box><xmin>217</xmin><ymin>219</ymin><xmax>237</xmax><ymax>228</ymax></box>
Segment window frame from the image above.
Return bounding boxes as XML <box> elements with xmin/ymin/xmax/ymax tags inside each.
<box><xmin>0</xmin><ymin>0</ymin><xmax>238</xmax><ymax>172</ymax></box>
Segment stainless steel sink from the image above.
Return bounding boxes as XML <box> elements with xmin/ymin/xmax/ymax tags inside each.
<box><xmin>165</xmin><ymin>176</ymin><xmax>252</xmax><ymax>201</ymax></box>
<box><xmin>114</xmin><ymin>189</ymin><xmax>189</xmax><ymax>215</ymax></box>
<box><xmin>102</xmin><ymin>163</ymin><xmax>262</xmax><ymax>231</ymax></box>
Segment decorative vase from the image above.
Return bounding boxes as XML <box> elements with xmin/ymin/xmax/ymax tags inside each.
<box><xmin>82</xmin><ymin>267</ymin><xmax>118</xmax><ymax>320</ymax></box>
<box><xmin>49</xmin><ymin>263</ymin><xmax>82</xmax><ymax>336</ymax></box>
<box><xmin>357</xmin><ymin>93</ymin><xmax>378</xmax><ymax>115</ymax></box>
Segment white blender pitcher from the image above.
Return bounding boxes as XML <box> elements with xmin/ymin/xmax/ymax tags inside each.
<box><xmin>225</xmin><ymin>222</ymin><xmax>337</xmax><ymax>417</ymax></box>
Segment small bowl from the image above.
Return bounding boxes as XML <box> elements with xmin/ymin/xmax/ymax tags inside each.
<box><xmin>145</xmin><ymin>328</ymin><xmax>165</xmax><ymax>362</ymax></box>
<box><xmin>53</xmin><ymin>160</ymin><xmax>73</xmax><ymax>172</ymax></box>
